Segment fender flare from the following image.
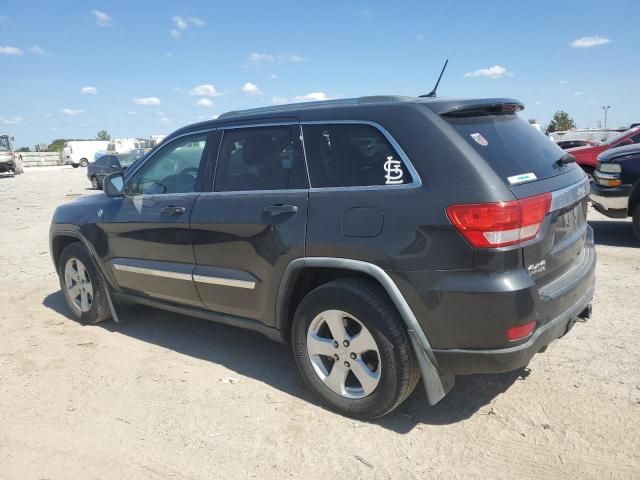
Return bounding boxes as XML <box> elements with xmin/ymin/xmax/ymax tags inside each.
<box><xmin>276</xmin><ymin>257</ymin><xmax>452</xmax><ymax>405</ymax></box>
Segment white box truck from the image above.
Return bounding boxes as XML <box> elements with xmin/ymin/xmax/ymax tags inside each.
<box><xmin>62</xmin><ymin>140</ymin><xmax>110</xmax><ymax>167</ymax></box>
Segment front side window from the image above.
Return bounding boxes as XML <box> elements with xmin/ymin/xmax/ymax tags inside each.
<box><xmin>128</xmin><ymin>134</ymin><xmax>208</xmax><ymax>195</ymax></box>
<box><xmin>214</xmin><ymin>125</ymin><xmax>307</xmax><ymax>192</ymax></box>
<box><xmin>302</xmin><ymin>124</ymin><xmax>413</xmax><ymax>188</ymax></box>
<box><xmin>0</xmin><ymin>136</ymin><xmax>10</xmax><ymax>152</ymax></box>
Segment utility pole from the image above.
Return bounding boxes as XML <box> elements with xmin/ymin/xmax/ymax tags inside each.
<box><xmin>602</xmin><ymin>105</ymin><xmax>611</xmax><ymax>130</ymax></box>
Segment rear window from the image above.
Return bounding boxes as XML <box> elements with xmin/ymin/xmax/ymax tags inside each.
<box><xmin>446</xmin><ymin>115</ymin><xmax>566</xmax><ymax>183</ymax></box>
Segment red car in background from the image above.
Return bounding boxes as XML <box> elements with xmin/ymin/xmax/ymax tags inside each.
<box><xmin>568</xmin><ymin>126</ymin><xmax>640</xmax><ymax>180</ymax></box>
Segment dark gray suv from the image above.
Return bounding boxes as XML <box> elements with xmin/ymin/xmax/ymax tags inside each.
<box><xmin>50</xmin><ymin>96</ymin><xmax>595</xmax><ymax>419</ymax></box>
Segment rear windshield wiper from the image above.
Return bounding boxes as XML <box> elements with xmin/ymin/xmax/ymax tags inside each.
<box><xmin>556</xmin><ymin>153</ymin><xmax>576</xmax><ymax>166</ymax></box>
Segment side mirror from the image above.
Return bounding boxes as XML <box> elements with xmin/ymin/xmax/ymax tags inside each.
<box><xmin>103</xmin><ymin>172</ymin><xmax>125</xmax><ymax>197</ymax></box>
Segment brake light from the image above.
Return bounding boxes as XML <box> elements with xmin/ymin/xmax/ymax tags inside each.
<box><xmin>506</xmin><ymin>321</ymin><xmax>536</xmax><ymax>341</ymax></box>
<box><xmin>447</xmin><ymin>193</ymin><xmax>551</xmax><ymax>248</ymax></box>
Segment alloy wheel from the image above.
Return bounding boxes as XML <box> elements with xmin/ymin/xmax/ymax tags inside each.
<box><xmin>64</xmin><ymin>257</ymin><xmax>94</xmax><ymax>313</ymax></box>
<box><xmin>306</xmin><ymin>309</ymin><xmax>381</xmax><ymax>399</ymax></box>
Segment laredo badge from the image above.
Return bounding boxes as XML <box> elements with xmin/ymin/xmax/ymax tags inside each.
<box><xmin>470</xmin><ymin>133</ymin><xmax>488</xmax><ymax>146</ymax></box>
<box><xmin>384</xmin><ymin>156</ymin><xmax>404</xmax><ymax>184</ymax></box>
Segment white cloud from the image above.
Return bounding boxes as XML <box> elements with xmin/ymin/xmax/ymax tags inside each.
<box><xmin>188</xmin><ymin>17</ymin><xmax>206</xmax><ymax>27</ymax></box>
<box><xmin>293</xmin><ymin>92</ymin><xmax>330</xmax><ymax>102</ymax></box>
<box><xmin>29</xmin><ymin>45</ymin><xmax>49</xmax><ymax>56</ymax></box>
<box><xmin>80</xmin><ymin>86</ymin><xmax>97</xmax><ymax>95</ymax></box>
<box><xmin>1</xmin><ymin>116</ymin><xmax>24</xmax><ymax>125</ymax></box>
<box><xmin>170</xmin><ymin>15</ymin><xmax>204</xmax><ymax>39</ymax></box>
<box><xmin>570</xmin><ymin>35</ymin><xmax>610</xmax><ymax>48</ymax></box>
<box><xmin>559</xmin><ymin>80</ymin><xmax>569</xmax><ymax>84</ymax></box>
<box><xmin>132</xmin><ymin>97</ymin><xmax>161</xmax><ymax>106</ymax></box>
<box><xmin>195</xmin><ymin>98</ymin><xmax>214</xmax><ymax>108</ymax></box>
<box><xmin>535</xmin><ymin>100</ymin><xmax>542</xmax><ymax>105</ymax></box>
<box><xmin>270</xmin><ymin>74</ymin><xmax>278</xmax><ymax>79</ymax></box>
<box><xmin>159</xmin><ymin>116</ymin><xmax>171</xmax><ymax>124</ymax></box>
<box><xmin>61</xmin><ymin>108</ymin><xmax>84</xmax><ymax>115</ymax></box>
<box><xmin>128</xmin><ymin>111</ymin><xmax>136</xmax><ymax>115</ymax></box>
<box><xmin>464</xmin><ymin>65</ymin><xmax>512</xmax><ymax>79</ymax></box>
<box><xmin>189</xmin><ymin>84</ymin><xmax>220</xmax><ymax>97</ymax></box>
<box><xmin>166</xmin><ymin>51</ymin><xmax>174</xmax><ymax>58</ymax></box>
<box><xmin>271</xmin><ymin>96</ymin><xmax>289</xmax><ymax>105</ymax></box>
<box><xmin>242</xmin><ymin>82</ymin><xmax>262</xmax><ymax>95</ymax></box>
<box><xmin>574</xmin><ymin>91</ymin><xmax>584</xmax><ymax>96</ymax></box>
<box><xmin>248</xmin><ymin>52</ymin><xmax>306</xmax><ymax>65</ymax></box>
<box><xmin>0</xmin><ymin>46</ymin><xmax>23</xmax><ymax>55</ymax></box>
<box><xmin>92</xmin><ymin>10</ymin><xmax>112</xmax><ymax>27</ymax></box>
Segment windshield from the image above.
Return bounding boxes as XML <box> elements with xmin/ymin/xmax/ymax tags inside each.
<box><xmin>0</xmin><ymin>136</ymin><xmax>10</xmax><ymax>152</ymax></box>
<box><xmin>602</xmin><ymin>128</ymin><xmax>639</xmax><ymax>146</ymax></box>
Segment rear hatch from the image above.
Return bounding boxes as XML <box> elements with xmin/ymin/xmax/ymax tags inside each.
<box><xmin>444</xmin><ymin>108</ymin><xmax>590</xmax><ymax>288</ymax></box>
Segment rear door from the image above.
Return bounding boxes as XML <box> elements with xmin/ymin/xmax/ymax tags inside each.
<box><xmin>101</xmin><ymin>131</ymin><xmax>216</xmax><ymax>307</ymax></box>
<box><xmin>190</xmin><ymin>123</ymin><xmax>309</xmax><ymax>324</ymax></box>
<box><xmin>445</xmin><ymin>113</ymin><xmax>590</xmax><ymax>285</ymax></box>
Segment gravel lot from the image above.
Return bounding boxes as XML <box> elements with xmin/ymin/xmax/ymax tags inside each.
<box><xmin>1</xmin><ymin>166</ymin><xmax>639</xmax><ymax>479</ymax></box>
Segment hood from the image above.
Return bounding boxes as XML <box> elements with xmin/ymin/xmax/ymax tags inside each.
<box><xmin>598</xmin><ymin>143</ymin><xmax>640</xmax><ymax>162</ymax></box>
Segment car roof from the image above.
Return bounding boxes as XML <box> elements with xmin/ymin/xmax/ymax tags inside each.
<box><xmin>171</xmin><ymin>95</ymin><xmax>523</xmax><ymax>137</ymax></box>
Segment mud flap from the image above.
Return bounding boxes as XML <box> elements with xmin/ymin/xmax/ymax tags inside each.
<box><xmin>408</xmin><ymin>330</ymin><xmax>454</xmax><ymax>405</ymax></box>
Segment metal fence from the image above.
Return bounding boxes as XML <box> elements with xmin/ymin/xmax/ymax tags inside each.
<box><xmin>19</xmin><ymin>152</ymin><xmax>62</xmax><ymax>167</ymax></box>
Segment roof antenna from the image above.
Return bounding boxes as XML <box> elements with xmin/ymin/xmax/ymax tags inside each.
<box><xmin>419</xmin><ymin>59</ymin><xmax>449</xmax><ymax>98</ymax></box>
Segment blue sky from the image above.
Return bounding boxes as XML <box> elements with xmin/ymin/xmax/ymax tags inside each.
<box><xmin>0</xmin><ymin>0</ymin><xmax>638</xmax><ymax>148</ymax></box>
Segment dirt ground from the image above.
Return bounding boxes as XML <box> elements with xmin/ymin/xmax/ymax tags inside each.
<box><xmin>0</xmin><ymin>166</ymin><xmax>639</xmax><ymax>480</ymax></box>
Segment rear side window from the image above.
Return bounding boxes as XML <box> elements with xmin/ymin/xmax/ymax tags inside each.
<box><xmin>214</xmin><ymin>125</ymin><xmax>307</xmax><ymax>192</ymax></box>
<box><xmin>446</xmin><ymin>115</ymin><xmax>566</xmax><ymax>183</ymax></box>
<box><xmin>303</xmin><ymin>124</ymin><xmax>413</xmax><ymax>188</ymax></box>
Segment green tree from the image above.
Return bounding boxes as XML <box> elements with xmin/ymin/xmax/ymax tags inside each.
<box><xmin>16</xmin><ymin>146</ymin><xmax>31</xmax><ymax>152</ymax></box>
<box><xmin>47</xmin><ymin>138</ymin><xmax>71</xmax><ymax>152</ymax></box>
<box><xmin>96</xmin><ymin>130</ymin><xmax>111</xmax><ymax>141</ymax></box>
<box><xmin>546</xmin><ymin>111</ymin><xmax>576</xmax><ymax>134</ymax></box>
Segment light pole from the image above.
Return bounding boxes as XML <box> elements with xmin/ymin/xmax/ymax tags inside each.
<box><xmin>602</xmin><ymin>105</ymin><xmax>611</xmax><ymax>130</ymax></box>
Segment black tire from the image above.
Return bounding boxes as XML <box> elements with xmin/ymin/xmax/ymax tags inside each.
<box><xmin>91</xmin><ymin>176</ymin><xmax>100</xmax><ymax>190</ymax></box>
<box><xmin>72</xmin><ymin>164</ymin><xmax>79</xmax><ymax>169</ymax></box>
<box><xmin>632</xmin><ymin>204</ymin><xmax>640</xmax><ymax>241</ymax></box>
<box><xmin>80</xmin><ymin>158</ymin><xmax>88</xmax><ymax>167</ymax></box>
<box><xmin>57</xmin><ymin>242</ymin><xmax>111</xmax><ymax>325</ymax></box>
<box><xmin>292</xmin><ymin>278</ymin><xmax>420</xmax><ymax>420</ymax></box>
<box><xmin>582</xmin><ymin>166</ymin><xmax>595</xmax><ymax>183</ymax></box>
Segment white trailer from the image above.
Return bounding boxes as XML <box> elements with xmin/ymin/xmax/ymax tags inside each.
<box><xmin>62</xmin><ymin>141</ymin><xmax>110</xmax><ymax>167</ymax></box>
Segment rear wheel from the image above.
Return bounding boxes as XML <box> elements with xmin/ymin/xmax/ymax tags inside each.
<box><xmin>80</xmin><ymin>158</ymin><xmax>88</xmax><ymax>167</ymax></box>
<box><xmin>13</xmin><ymin>156</ymin><xmax>24</xmax><ymax>175</ymax></box>
<box><xmin>58</xmin><ymin>243</ymin><xmax>111</xmax><ymax>324</ymax></box>
<box><xmin>632</xmin><ymin>204</ymin><xmax>640</xmax><ymax>241</ymax></box>
<box><xmin>72</xmin><ymin>164</ymin><xmax>79</xmax><ymax>169</ymax></box>
<box><xmin>291</xmin><ymin>278</ymin><xmax>420</xmax><ymax>420</ymax></box>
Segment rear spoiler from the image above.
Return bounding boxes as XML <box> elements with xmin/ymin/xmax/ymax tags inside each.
<box><xmin>420</xmin><ymin>98</ymin><xmax>525</xmax><ymax>117</ymax></box>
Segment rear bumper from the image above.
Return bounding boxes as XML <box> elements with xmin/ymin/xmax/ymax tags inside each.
<box><xmin>431</xmin><ymin>282</ymin><xmax>594</xmax><ymax>375</ymax></box>
<box><xmin>590</xmin><ymin>183</ymin><xmax>630</xmax><ymax>218</ymax></box>
<box><xmin>0</xmin><ymin>160</ymin><xmax>16</xmax><ymax>172</ymax></box>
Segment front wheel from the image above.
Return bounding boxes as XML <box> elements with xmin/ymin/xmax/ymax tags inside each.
<box><xmin>292</xmin><ymin>278</ymin><xmax>420</xmax><ymax>420</ymax></box>
<box><xmin>58</xmin><ymin>243</ymin><xmax>111</xmax><ymax>324</ymax></box>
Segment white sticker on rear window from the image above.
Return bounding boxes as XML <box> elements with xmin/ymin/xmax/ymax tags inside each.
<box><xmin>470</xmin><ymin>133</ymin><xmax>488</xmax><ymax>146</ymax></box>
<box><xmin>384</xmin><ymin>156</ymin><xmax>404</xmax><ymax>185</ymax></box>
<box><xmin>507</xmin><ymin>172</ymin><xmax>537</xmax><ymax>185</ymax></box>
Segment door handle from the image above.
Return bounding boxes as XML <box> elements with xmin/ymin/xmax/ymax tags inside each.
<box><xmin>263</xmin><ymin>204</ymin><xmax>298</xmax><ymax>216</ymax></box>
<box><xmin>160</xmin><ymin>205</ymin><xmax>186</xmax><ymax>215</ymax></box>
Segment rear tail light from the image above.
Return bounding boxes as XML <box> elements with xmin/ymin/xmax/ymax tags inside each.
<box><xmin>506</xmin><ymin>321</ymin><xmax>536</xmax><ymax>341</ymax></box>
<box><xmin>446</xmin><ymin>193</ymin><xmax>551</xmax><ymax>248</ymax></box>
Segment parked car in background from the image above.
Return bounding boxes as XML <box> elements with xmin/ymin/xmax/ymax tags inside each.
<box><xmin>51</xmin><ymin>95</ymin><xmax>595</xmax><ymax>419</ymax></box>
<box><xmin>86</xmin><ymin>152</ymin><xmax>141</xmax><ymax>189</ymax></box>
<box><xmin>590</xmin><ymin>143</ymin><xmax>640</xmax><ymax>239</ymax></box>
<box><xmin>557</xmin><ymin>140</ymin><xmax>593</xmax><ymax>150</ymax></box>
<box><xmin>63</xmin><ymin>141</ymin><xmax>110</xmax><ymax>168</ymax></box>
<box><xmin>550</xmin><ymin>128</ymin><xmax>620</xmax><ymax>145</ymax></box>
<box><xmin>0</xmin><ymin>134</ymin><xmax>23</xmax><ymax>175</ymax></box>
<box><xmin>567</xmin><ymin>126</ymin><xmax>640</xmax><ymax>181</ymax></box>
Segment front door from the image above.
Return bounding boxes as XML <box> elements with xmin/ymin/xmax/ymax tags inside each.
<box><xmin>101</xmin><ymin>131</ymin><xmax>216</xmax><ymax>307</ymax></box>
<box><xmin>190</xmin><ymin>124</ymin><xmax>309</xmax><ymax>324</ymax></box>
